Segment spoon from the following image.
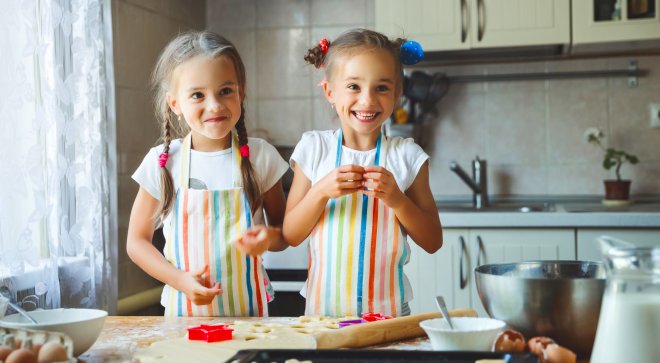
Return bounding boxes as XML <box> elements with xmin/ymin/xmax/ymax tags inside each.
<box><xmin>435</xmin><ymin>296</ymin><xmax>454</xmax><ymax>330</ymax></box>
<box><xmin>0</xmin><ymin>287</ymin><xmax>38</xmax><ymax>324</ymax></box>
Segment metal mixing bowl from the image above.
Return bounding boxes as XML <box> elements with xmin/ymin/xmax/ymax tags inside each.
<box><xmin>474</xmin><ymin>261</ymin><xmax>606</xmax><ymax>357</ymax></box>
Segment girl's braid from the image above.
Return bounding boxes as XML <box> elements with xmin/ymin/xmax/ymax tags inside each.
<box><xmin>234</xmin><ymin>108</ymin><xmax>262</xmax><ymax>213</ymax></box>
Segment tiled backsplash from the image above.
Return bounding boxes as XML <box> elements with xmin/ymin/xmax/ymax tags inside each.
<box><xmin>207</xmin><ymin>0</ymin><xmax>660</xmax><ymax>197</ymax></box>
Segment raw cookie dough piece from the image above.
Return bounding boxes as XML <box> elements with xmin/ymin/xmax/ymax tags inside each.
<box><xmin>134</xmin><ymin>331</ymin><xmax>316</xmax><ymax>363</ymax></box>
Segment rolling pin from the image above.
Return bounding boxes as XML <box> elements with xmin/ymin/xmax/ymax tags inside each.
<box><xmin>313</xmin><ymin>308</ymin><xmax>477</xmax><ymax>349</ymax></box>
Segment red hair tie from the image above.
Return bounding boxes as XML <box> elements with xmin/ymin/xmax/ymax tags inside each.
<box><xmin>239</xmin><ymin>145</ymin><xmax>250</xmax><ymax>158</ymax></box>
<box><xmin>319</xmin><ymin>38</ymin><xmax>329</xmax><ymax>54</ymax></box>
<box><xmin>158</xmin><ymin>153</ymin><xmax>169</xmax><ymax>168</ymax></box>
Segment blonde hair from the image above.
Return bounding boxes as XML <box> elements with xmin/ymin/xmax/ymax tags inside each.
<box><xmin>151</xmin><ymin>31</ymin><xmax>261</xmax><ymax>220</ymax></box>
<box><xmin>304</xmin><ymin>28</ymin><xmax>407</xmax><ymax>95</ymax></box>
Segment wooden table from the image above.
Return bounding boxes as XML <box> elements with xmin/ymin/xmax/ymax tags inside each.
<box><xmin>78</xmin><ymin>316</ymin><xmax>588</xmax><ymax>363</ymax></box>
<box><xmin>77</xmin><ymin>316</ymin><xmax>431</xmax><ymax>362</ymax></box>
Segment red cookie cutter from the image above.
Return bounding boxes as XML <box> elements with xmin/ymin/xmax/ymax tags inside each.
<box><xmin>187</xmin><ymin>324</ymin><xmax>233</xmax><ymax>342</ymax></box>
<box><xmin>362</xmin><ymin>312</ymin><xmax>393</xmax><ymax>322</ymax></box>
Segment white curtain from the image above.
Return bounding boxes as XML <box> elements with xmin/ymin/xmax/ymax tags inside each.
<box><xmin>0</xmin><ymin>0</ymin><xmax>117</xmax><ymax>312</ymax></box>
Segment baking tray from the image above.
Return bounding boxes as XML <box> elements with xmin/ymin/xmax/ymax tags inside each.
<box><xmin>226</xmin><ymin>349</ymin><xmax>540</xmax><ymax>363</ymax></box>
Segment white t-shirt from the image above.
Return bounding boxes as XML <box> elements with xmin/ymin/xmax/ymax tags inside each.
<box><xmin>290</xmin><ymin>129</ymin><xmax>430</xmax><ymax>303</ymax></box>
<box><xmin>291</xmin><ymin>129</ymin><xmax>429</xmax><ymax>190</ymax></box>
<box><xmin>132</xmin><ymin>137</ymin><xmax>289</xmax><ymax>225</ymax></box>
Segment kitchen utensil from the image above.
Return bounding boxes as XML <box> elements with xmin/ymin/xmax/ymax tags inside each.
<box><xmin>434</xmin><ymin>296</ymin><xmax>454</xmax><ymax>329</ymax></box>
<box><xmin>419</xmin><ymin>317</ymin><xmax>505</xmax><ymax>351</ymax></box>
<box><xmin>474</xmin><ymin>260</ymin><xmax>606</xmax><ymax>357</ymax></box>
<box><xmin>591</xmin><ymin>238</ymin><xmax>660</xmax><ymax>363</ymax></box>
<box><xmin>0</xmin><ymin>286</ymin><xmax>38</xmax><ymax>324</ymax></box>
<box><xmin>313</xmin><ymin>308</ymin><xmax>477</xmax><ymax>349</ymax></box>
<box><xmin>0</xmin><ymin>308</ymin><xmax>107</xmax><ymax>356</ymax></box>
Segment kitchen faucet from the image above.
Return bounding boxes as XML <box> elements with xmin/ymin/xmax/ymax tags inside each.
<box><xmin>449</xmin><ymin>157</ymin><xmax>488</xmax><ymax>209</ymax></box>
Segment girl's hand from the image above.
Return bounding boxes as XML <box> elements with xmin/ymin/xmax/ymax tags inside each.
<box><xmin>178</xmin><ymin>265</ymin><xmax>223</xmax><ymax>305</ymax></box>
<box><xmin>235</xmin><ymin>225</ymin><xmax>277</xmax><ymax>256</ymax></box>
<box><xmin>314</xmin><ymin>164</ymin><xmax>365</xmax><ymax>200</ymax></box>
<box><xmin>361</xmin><ymin>166</ymin><xmax>406</xmax><ymax>208</ymax></box>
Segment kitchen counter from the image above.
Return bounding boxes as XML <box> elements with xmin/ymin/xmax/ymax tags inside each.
<box><xmin>79</xmin><ymin>316</ymin><xmax>590</xmax><ymax>363</ymax></box>
<box><xmin>436</xmin><ymin>197</ymin><xmax>660</xmax><ymax>228</ymax></box>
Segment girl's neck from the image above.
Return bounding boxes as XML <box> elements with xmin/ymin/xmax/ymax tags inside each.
<box><xmin>190</xmin><ymin>133</ymin><xmax>231</xmax><ymax>152</ymax></box>
<box><xmin>341</xmin><ymin>128</ymin><xmax>380</xmax><ymax>151</ymax></box>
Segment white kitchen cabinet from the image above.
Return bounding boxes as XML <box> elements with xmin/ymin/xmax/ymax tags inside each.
<box><xmin>572</xmin><ymin>0</ymin><xmax>660</xmax><ymax>46</ymax></box>
<box><xmin>375</xmin><ymin>0</ymin><xmax>570</xmax><ymax>52</ymax></box>
<box><xmin>405</xmin><ymin>228</ymin><xmax>575</xmax><ymax>317</ymax></box>
<box><xmin>577</xmin><ymin>228</ymin><xmax>660</xmax><ymax>262</ymax></box>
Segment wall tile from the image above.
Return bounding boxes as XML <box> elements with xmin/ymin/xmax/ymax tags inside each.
<box><xmin>256</xmin><ymin>0</ymin><xmax>309</xmax><ymax>28</ymax></box>
<box><xmin>547</xmin><ymin>88</ymin><xmax>608</xmax><ymax>164</ymax></box>
<box><xmin>547</xmin><ymin>164</ymin><xmax>607</xmax><ymax>195</ymax></box>
<box><xmin>206</xmin><ymin>0</ymin><xmax>256</xmax><ymax>30</ymax></box>
<box><xmin>485</xmin><ymin>91</ymin><xmax>546</xmax><ymax>165</ymax></box>
<box><xmin>630</xmin><ymin>163</ymin><xmax>660</xmax><ymax>194</ymax></box>
<box><xmin>256</xmin><ymin>28</ymin><xmax>311</xmax><ymax>98</ymax></box>
<box><xmin>214</xmin><ymin>30</ymin><xmax>258</xmax><ymax>100</ymax></box>
<box><xmin>311</xmin><ymin>0</ymin><xmax>367</xmax><ymax>26</ymax></box>
<box><xmin>116</xmin><ymin>88</ymin><xmax>156</xmax><ymax>153</ymax></box>
<box><xmin>312</xmin><ymin>96</ymin><xmax>339</xmax><ymax>131</ymax></box>
<box><xmin>609</xmin><ymin>88</ymin><xmax>660</xmax><ymax>163</ymax></box>
<box><xmin>258</xmin><ymin>98</ymin><xmax>312</xmax><ymax>146</ymax></box>
<box><xmin>489</xmin><ymin>164</ymin><xmax>548</xmax><ymax>195</ymax></box>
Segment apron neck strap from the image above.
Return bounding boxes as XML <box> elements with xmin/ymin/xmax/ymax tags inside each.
<box><xmin>179</xmin><ymin>132</ymin><xmax>243</xmax><ymax>188</ymax></box>
<box><xmin>335</xmin><ymin>129</ymin><xmax>386</xmax><ymax>168</ymax></box>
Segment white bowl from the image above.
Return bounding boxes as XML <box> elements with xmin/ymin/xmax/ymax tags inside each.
<box><xmin>0</xmin><ymin>308</ymin><xmax>107</xmax><ymax>356</ymax></box>
<box><xmin>420</xmin><ymin>317</ymin><xmax>506</xmax><ymax>351</ymax></box>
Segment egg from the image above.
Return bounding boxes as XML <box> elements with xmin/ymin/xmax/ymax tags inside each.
<box><xmin>545</xmin><ymin>343</ymin><xmax>577</xmax><ymax>363</ymax></box>
<box><xmin>528</xmin><ymin>336</ymin><xmax>555</xmax><ymax>357</ymax></box>
<box><xmin>5</xmin><ymin>348</ymin><xmax>38</xmax><ymax>363</ymax></box>
<box><xmin>37</xmin><ymin>341</ymin><xmax>69</xmax><ymax>363</ymax></box>
<box><xmin>0</xmin><ymin>344</ymin><xmax>14</xmax><ymax>361</ymax></box>
<box><xmin>492</xmin><ymin>329</ymin><xmax>526</xmax><ymax>352</ymax></box>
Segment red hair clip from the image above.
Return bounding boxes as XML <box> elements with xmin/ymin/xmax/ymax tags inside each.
<box><xmin>239</xmin><ymin>145</ymin><xmax>250</xmax><ymax>158</ymax></box>
<box><xmin>319</xmin><ymin>38</ymin><xmax>329</xmax><ymax>55</ymax></box>
<box><xmin>158</xmin><ymin>153</ymin><xmax>169</xmax><ymax>168</ymax></box>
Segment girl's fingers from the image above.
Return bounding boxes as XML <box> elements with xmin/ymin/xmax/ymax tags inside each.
<box><xmin>192</xmin><ymin>264</ymin><xmax>209</xmax><ymax>277</ymax></box>
<box><xmin>339</xmin><ymin>181</ymin><xmax>363</xmax><ymax>189</ymax></box>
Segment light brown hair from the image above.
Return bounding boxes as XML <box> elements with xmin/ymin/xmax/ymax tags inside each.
<box><xmin>151</xmin><ymin>31</ymin><xmax>261</xmax><ymax>221</ymax></box>
<box><xmin>304</xmin><ymin>28</ymin><xmax>407</xmax><ymax>96</ymax></box>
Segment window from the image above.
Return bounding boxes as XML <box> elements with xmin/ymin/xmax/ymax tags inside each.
<box><xmin>0</xmin><ymin>0</ymin><xmax>117</xmax><ymax>312</ymax></box>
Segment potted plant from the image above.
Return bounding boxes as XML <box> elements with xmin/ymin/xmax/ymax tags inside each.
<box><xmin>584</xmin><ymin>128</ymin><xmax>639</xmax><ymax>201</ymax></box>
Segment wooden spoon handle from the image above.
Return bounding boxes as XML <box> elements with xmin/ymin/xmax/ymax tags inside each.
<box><xmin>314</xmin><ymin>308</ymin><xmax>478</xmax><ymax>349</ymax></box>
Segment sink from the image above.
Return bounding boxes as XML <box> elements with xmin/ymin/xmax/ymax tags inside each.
<box><xmin>438</xmin><ymin>202</ymin><xmax>556</xmax><ymax>213</ymax></box>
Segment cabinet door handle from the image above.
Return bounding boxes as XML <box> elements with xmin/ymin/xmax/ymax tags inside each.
<box><xmin>476</xmin><ymin>235</ymin><xmax>485</xmax><ymax>267</ymax></box>
<box><xmin>477</xmin><ymin>0</ymin><xmax>485</xmax><ymax>42</ymax></box>
<box><xmin>460</xmin><ymin>0</ymin><xmax>468</xmax><ymax>43</ymax></box>
<box><xmin>458</xmin><ymin>236</ymin><xmax>468</xmax><ymax>289</ymax></box>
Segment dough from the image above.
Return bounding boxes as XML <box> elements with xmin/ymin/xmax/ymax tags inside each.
<box><xmin>133</xmin><ymin>317</ymin><xmax>345</xmax><ymax>363</ymax></box>
<box><xmin>134</xmin><ymin>331</ymin><xmax>316</xmax><ymax>363</ymax></box>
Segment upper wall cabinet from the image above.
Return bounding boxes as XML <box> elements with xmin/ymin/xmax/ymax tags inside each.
<box><xmin>375</xmin><ymin>0</ymin><xmax>570</xmax><ymax>51</ymax></box>
<box><xmin>572</xmin><ymin>0</ymin><xmax>660</xmax><ymax>51</ymax></box>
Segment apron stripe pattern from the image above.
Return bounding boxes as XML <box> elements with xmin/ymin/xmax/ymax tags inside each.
<box><xmin>306</xmin><ymin>130</ymin><xmax>407</xmax><ymax>317</ymax></box>
<box><xmin>161</xmin><ymin>132</ymin><xmax>269</xmax><ymax>316</ymax></box>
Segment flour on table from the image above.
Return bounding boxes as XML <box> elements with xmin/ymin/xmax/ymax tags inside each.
<box><xmin>134</xmin><ymin>316</ymin><xmax>355</xmax><ymax>363</ymax></box>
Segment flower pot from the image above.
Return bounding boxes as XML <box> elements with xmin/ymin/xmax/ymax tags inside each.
<box><xmin>603</xmin><ymin>180</ymin><xmax>631</xmax><ymax>200</ymax></box>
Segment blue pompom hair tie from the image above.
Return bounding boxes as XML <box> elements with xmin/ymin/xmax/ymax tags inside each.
<box><xmin>400</xmin><ymin>40</ymin><xmax>424</xmax><ymax>65</ymax></box>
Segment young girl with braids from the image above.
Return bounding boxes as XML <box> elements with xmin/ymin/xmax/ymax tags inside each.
<box><xmin>283</xmin><ymin>28</ymin><xmax>442</xmax><ymax>317</ymax></box>
<box><xmin>127</xmin><ymin>31</ymin><xmax>289</xmax><ymax>317</ymax></box>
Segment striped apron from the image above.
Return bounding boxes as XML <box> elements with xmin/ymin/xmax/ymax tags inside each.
<box><xmin>305</xmin><ymin>130</ymin><xmax>408</xmax><ymax>317</ymax></box>
<box><xmin>161</xmin><ymin>133</ymin><xmax>269</xmax><ymax>317</ymax></box>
